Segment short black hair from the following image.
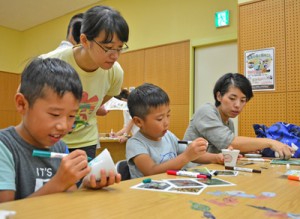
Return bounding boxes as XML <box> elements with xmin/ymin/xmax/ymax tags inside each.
<box><xmin>127</xmin><ymin>83</ymin><xmax>170</xmax><ymax>119</ymax></box>
<box><xmin>114</xmin><ymin>88</ymin><xmax>129</xmax><ymax>100</ymax></box>
<box><xmin>81</xmin><ymin>5</ymin><xmax>129</xmax><ymax>43</ymax></box>
<box><xmin>66</xmin><ymin>13</ymin><xmax>84</xmax><ymax>39</ymax></box>
<box><xmin>71</xmin><ymin>20</ymin><xmax>82</xmax><ymax>44</ymax></box>
<box><xmin>213</xmin><ymin>73</ymin><xmax>253</xmax><ymax>107</ymax></box>
<box><xmin>20</xmin><ymin>58</ymin><xmax>83</xmax><ymax>107</ymax></box>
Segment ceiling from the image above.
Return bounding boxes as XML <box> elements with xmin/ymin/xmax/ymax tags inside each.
<box><xmin>0</xmin><ymin>0</ymin><xmax>102</xmax><ymax>31</ymax></box>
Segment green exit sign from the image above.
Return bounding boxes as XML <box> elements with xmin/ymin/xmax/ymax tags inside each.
<box><xmin>215</xmin><ymin>10</ymin><xmax>230</xmax><ymax>28</ymax></box>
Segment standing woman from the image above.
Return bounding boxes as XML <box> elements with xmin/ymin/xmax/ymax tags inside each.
<box><xmin>42</xmin><ymin>5</ymin><xmax>129</xmax><ymax>158</ymax></box>
<box><xmin>183</xmin><ymin>73</ymin><xmax>293</xmax><ymax>160</ymax></box>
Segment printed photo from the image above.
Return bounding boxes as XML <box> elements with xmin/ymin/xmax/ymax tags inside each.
<box><xmin>164</xmin><ymin>179</ymin><xmax>206</xmax><ymax>188</ymax></box>
<box><xmin>211</xmin><ymin>170</ymin><xmax>238</xmax><ymax>176</ymax></box>
<box><xmin>131</xmin><ymin>179</ymin><xmax>206</xmax><ymax>195</ymax></box>
<box><xmin>132</xmin><ymin>180</ymin><xmax>171</xmax><ymax>191</ymax></box>
<box><xmin>188</xmin><ymin>167</ymin><xmax>212</xmax><ymax>175</ymax></box>
<box><xmin>167</xmin><ymin>187</ymin><xmax>206</xmax><ymax>195</ymax></box>
<box><xmin>195</xmin><ymin>177</ymin><xmax>235</xmax><ymax>187</ymax></box>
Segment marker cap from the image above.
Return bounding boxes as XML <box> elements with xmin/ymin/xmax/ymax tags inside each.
<box><xmin>196</xmin><ymin>174</ymin><xmax>207</xmax><ymax>179</ymax></box>
<box><xmin>166</xmin><ymin>170</ymin><xmax>177</xmax><ymax>175</ymax></box>
<box><xmin>142</xmin><ymin>178</ymin><xmax>152</xmax><ymax>183</ymax></box>
<box><xmin>32</xmin><ymin>150</ymin><xmax>50</xmax><ymax>158</ymax></box>
<box><xmin>288</xmin><ymin>175</ymin><xmax>300</xmax><ymax>181</ymax></box>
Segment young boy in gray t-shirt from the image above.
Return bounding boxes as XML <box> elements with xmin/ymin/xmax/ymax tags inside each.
<box><xmin>126</xmin><ymin>83</ymin><xmax>224</xmax><ymax>179</ymax></box>
<box><xmin>0</xmin><ymin>58</ymin><xmax>121</xmax><ymax>203</ymax></box>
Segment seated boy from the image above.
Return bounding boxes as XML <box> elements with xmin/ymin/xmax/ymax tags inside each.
<box><xmin>0</xmin><ymin>58</ymin><xmax>121</xmax><ymax>203</ymax></box>
<box><xmin>126</xmin><ymin>83</ymin><xmax>223</xmax><ymax>179</ymax></box>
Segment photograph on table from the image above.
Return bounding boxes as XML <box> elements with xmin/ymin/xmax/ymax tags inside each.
<box><xmin>270</xmin><ymin>159</ymin><xmax>300</xmax><ymax>166</ymax></box>
<box><xmin>164</xmin><ymin>179</ymin><xmax>206</xmax><ymax>188</ymax></box>
<box><xmin>131</xmin><ymin>179</ymin><xmax>206</xmax><ymax>195</ymax></box>
<box><xmin>132</xmin><ymin>180</ymin><xmax>171</xmax><ymax>191</ymax></box>
<box><xmin>195</xmin><ymin>177</ymin><xmax>236</xmax><ymax>187</ymax></box>
<box><xmin>210</xmin><ymin>170</ymin><xmax>239</xmax><ymax>176</ymax></box>
<box><xmin>188</xmin><ymin>167</ymin><xmax>213</xmax><ymax>175</ymax></box>
<box><xmin>168</xmin><ymin>187</ymin><xmax>206</xmax><ymax>195</ymax></box>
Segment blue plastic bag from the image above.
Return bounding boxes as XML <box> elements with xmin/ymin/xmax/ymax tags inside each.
<box><xmin>253</xmin><ymin>122</ymin><xmax>300</xmax><ymax>158</ymax></box>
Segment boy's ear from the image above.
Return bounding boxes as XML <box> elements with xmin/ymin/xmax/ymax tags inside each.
<box><xmin>132</xmin><ymin>116</ymin><xmax>143</xmax><ymax>128</ymax></box>
<box><xmin>15</xmin><ymin>93</ymin><xmax>28</xmax><ymax>114</ymax></box>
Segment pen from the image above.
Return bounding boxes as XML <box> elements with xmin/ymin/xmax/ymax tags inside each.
<box><xmin>166</xmin><ymin>170</ymin><xmax>208</xmax><ymax>179</ymax></box>
<box><xmin>32</xmin><ymin>150</ymin><xmax>92</xmax><ymax>161</ymax></box>
<box><xmin>288</xmin><ymin>175</ymin><xmax>300</xmax><ymax>181</ymax></box>
<box><xmin>225</xmin><ymin>166</ymin><xmax>261</xmax><ymax>173</ymax></box>
<box><xmin>181</xmin><ymin>168</ymin><xmax>212</xmax><ymax>178</ymax></box>
<box><xmin>238</xmin><ymin>158</ymin><xmax>271</xmax><ymax>162</ymax></box>
<box><xmin>178</xmin><ymin>140</ymin><xmax>209</xmax><ymax>146</ymax></box>
<box><xmin>178</xmin><ymin>140</ymin><xmax>192</xmax><ymax>145</ymax></box>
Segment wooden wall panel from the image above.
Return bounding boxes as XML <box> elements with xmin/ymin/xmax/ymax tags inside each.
<box><xmin>0</xmin><ymin>72</ymin><xmax>20</xmax><ymax>110</ymax></box>
<box><xmin>286</xmin><ymin>0</ymin><xmax>300</xmax><ymax>92</ymax></box>
<box><xmin>239</xmin><ymin>93</ymin><xmax>287</xmax><ymax>137</ymax></box>
<box><xmin>238</xmin><ymin>0</ymin><xmax>297</xmax><ymax>137</ymax></box>
<box><xmin>169</xmin><ymin>105</ymin><xmax>189</xmax><ymax>139</ymax></box>
<box><xmin>239</xmin><ymin>0</ymin><xmax>286</xmax><ymax>92</ymax></box>
<box><xmin>144</xmin><ymin>41</ymin><xmax>190</xmax><ymax>105</ymax></box>
<box><xmin>118</xmin><ymin>50</ymin><xmax>145</xmax><ymax>89</ymax></box>
<box><xmin>0</xmin><ymin>111</ymin><xmax>21</xmax><ymax>128</ymax></box>
<box><xmin>0</xmin><ymin>72</ymin><xmax>20</xmax><ymax>129</ymax></box>
<box><xmin>287</xmin><ymin>92</ymin><xmax>300</xmax><ymax>125</ymax></box>
<box><xmin>97</xmin><ymin>111</ymin><xmax>123</xmax><ymax>134</ymax></box>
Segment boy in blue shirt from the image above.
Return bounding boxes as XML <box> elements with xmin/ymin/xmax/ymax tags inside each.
<box><xmin>126</xmin><ymin>83</ymin><xmax>223</xmax><ymax>179</ymax></box>
<box><xmin>0</xmin><ymin>58</ymin><xmax>121</xmax><ymax>203</ymax></box>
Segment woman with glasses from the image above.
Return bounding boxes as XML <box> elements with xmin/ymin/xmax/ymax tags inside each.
<box><xmin>183</xmin><ymin>73</ymin><xmax>293</xmax><ymax>160</ymax></box>
<box><xmin>41</xmin><ymin>5</ymin><xmax>129</xmax><ymax>159</ymax></box>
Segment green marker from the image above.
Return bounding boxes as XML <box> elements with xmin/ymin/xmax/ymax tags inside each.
<box><xmin>32</xmin><ymin>150</ymin><xmax>92</xmax><ymax>161</ymax></box>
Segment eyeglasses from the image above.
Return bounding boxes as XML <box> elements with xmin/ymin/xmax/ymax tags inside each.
<box><xmin>93</xmin><ymin>40</ymin><xmax>129</xmax><ymax>55</ymax></box>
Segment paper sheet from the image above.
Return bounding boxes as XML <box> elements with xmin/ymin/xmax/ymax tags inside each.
<box><xmin>103</xmin><ymin>97</ymin><xmax>128</xmax><ymax>110</ymax></box>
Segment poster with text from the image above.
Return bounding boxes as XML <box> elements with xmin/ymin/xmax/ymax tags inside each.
<box><xmin>244</xmin><ymin>48</ymin><xmax>275</xmax><ymax>91</ymax></box>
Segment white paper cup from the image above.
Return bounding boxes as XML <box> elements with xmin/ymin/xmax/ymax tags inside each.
<box><xmin>222</xmin><ymin>149</ymin><xmax>240</xmax><ymax>167</ymax></box>
<box><xmin>86</xmin><ymin>149</ymin><xmax>117</xmax><ymax>180</ymax></box>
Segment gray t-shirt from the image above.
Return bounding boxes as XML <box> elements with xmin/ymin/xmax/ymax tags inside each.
<box><xmin>126</xmin><ymin>131</ymin><xmax>187</xmax><ymax>179</ymax></box>
<box><xmin>0</xmin><ymin>127</ymin><xmax>67</xmax><ymax>200</ymax></box>
<box><xmin>183</xmin><ymin>103</ymin><xmax>235</xmax><ymax>153</ymax></box>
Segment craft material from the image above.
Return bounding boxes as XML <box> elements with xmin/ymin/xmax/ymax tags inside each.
<box><xmin>225</xmin><ymin>166</ymin><xmax>261</xmax><ymax>173</ymax></box>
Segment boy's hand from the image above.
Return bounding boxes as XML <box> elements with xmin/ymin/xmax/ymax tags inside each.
<box><xmin>184</xmin><ymin>138</ymin><xmax>208</xmax><ymax>161</ymax></box>
<box><xmin>82</xmin><ymin>169</ymin><xmax>121</xmax><ymax>189</ymax></box>
<box><xmin>54</xmin><ymin>150</ymin><xmax>91</xmax><ymax>191</ymax></box>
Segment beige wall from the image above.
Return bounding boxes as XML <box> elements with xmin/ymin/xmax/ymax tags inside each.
<box><xmin>0</xmin><ymin>0</ymin><xmax>238</xmax><ymax>73</ymax></box>
<box><xmin>0</xmin><ymin>26</ymin><xmax>21</xmax><ymax>73</ymax></box>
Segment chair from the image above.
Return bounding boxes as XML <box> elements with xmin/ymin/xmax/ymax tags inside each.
<box><xmin>115</xmin><ymin>160</ymin><xmax>131</xmax><ymax>181</ymax></box>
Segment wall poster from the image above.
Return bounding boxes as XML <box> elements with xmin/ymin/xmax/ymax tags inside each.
<box><xmin>244</xmin><ymin>48</ymin><xmax>275</xmax><ymax>91</ymax></box>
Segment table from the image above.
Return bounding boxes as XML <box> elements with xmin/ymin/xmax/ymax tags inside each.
<box><xmin>1</xmin><ymin>162</ymin><xmax>300</xmax><ymax>219</ymax></box>
<box><xmin>97</xmin><ymin>137</ymin><xmax>126</xmax><ymax>162</ymax></box>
